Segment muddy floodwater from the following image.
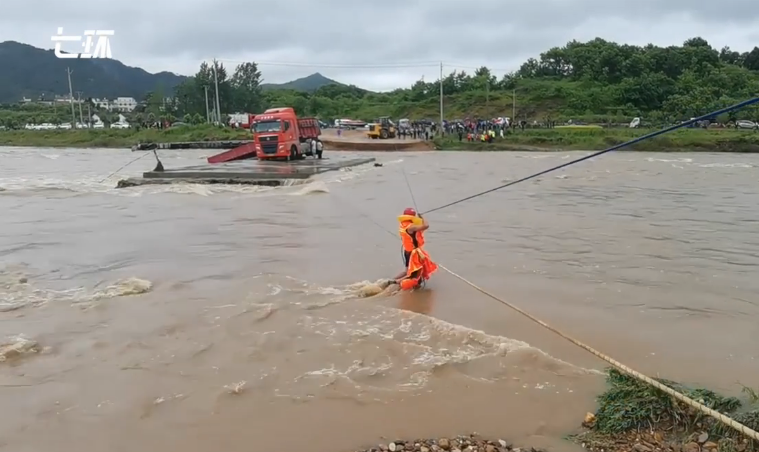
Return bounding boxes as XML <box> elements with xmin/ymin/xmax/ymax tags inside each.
<box><xmin>1</xmin><ymin>147</ymin><xmax>758</xmax><ymax>452</ymax></box>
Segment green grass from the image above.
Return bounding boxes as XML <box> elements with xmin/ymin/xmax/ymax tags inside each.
<box><xmin>434</xmin><ymin>128</ymin><xmax>759</xmax><ymax>152</ymax></box>
<box><xmin>0</xmin><ymin>124</ymin><xmax>251</xmax><ymax>148</ymax></box>
<box><xmin>593</xmin><ymin>369</ymin><xmax>742</xmax><ymax>434</ymax></box>
<box><xmin>572</xmin><ymin>369</ymin><xmax>759</xmax><ymax>452</ymax></box>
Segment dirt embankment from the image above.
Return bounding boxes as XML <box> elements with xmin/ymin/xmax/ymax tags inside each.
<box><xmin>321</xmin><ymin>129</ymin><xmax>435</xmax><ymax>151</ymax></box>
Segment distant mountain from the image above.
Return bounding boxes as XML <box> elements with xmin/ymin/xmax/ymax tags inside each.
<box><xmin>261</xmin><ymin>72</ymin><xmax>342</xmax><ymax>92</ymax></box>
<box><xmin>0</xmin><ymin>41</ymin><xmax>345</xmax><ymax>104</ymax></box>
<box><xmin>0</xmin><ymin>41</ymin><xmax>187</xmax><ymax>104</ymax></box>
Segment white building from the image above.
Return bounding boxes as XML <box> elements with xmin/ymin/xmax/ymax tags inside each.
<box><xmin>92</xmin><ymin>98</ymin><xmax>110</xmax><ymax>110</ymax></box>
<box><xmin>88</xmin><ymin>97</ymin><xmax>138</xmax><ymax>112</ymax></box>
<box><xmin>112</xmin><ymin>97</ymin><xmax>137</xmax><ymax>112</ymax></box>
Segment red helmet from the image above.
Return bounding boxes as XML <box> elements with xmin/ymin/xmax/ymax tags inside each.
<box><xmin>403</xmin><ymin>207</ymin><xmax>417</xmax><ymax>216</ymax></box>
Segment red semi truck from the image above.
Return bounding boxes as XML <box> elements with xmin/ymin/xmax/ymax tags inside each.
<box><xmin>206</xmin><ymin>107</ymin><xmax>323</xmax><ymax>163</ymax></box>
<box><xmin>253</xmin><ymin>108</ymin><xmax>322</xmax><ymax>160</ymax></box>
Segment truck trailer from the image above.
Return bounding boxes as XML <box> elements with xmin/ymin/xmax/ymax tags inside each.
<box><xmin>254</xmin><ymin>108</ymin><xmax>322</xmax><ymax>160</ymax></box>
<box><xmin>206</xmin><ymin>107</ymin><xmax>323</xmax><ymax>163</ymax></box>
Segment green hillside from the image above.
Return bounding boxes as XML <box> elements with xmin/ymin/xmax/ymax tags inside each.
<box><xmin>0</xmin><ymin>41</ymin><xmax>186</xmax><ymax>103</ymax></box>
<box><xmin>261</xmin><ymin>73</ymin><xmax>342</xmax><ymax>92</ymax></box>
<box><xmin>3</xmin><ymin>36</ymin><xmax>759</xmax><ymax>127</ymax></box>
<box><xmin>259</xmin><ymin>37</ymin><xmax>759</xmax><ymax>123</ymax></box>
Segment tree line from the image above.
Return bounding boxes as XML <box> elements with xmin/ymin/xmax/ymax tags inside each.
<box><xmin>151</xmin><ymin>37</ymin><xmax>759</xmax><ymax>124</ymax></box>
<box><xmin>3</xmin><ymin>37</ymin><xmax>759</xmax><ymax>128</ymax></box>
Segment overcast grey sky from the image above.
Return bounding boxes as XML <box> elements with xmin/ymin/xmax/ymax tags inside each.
<box><xmin>2</xmin><ymin>0</ymin><xmax>758</xmax><ymax>91</ymax></box>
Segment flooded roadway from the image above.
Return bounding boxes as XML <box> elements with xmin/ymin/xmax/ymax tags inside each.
<box><xmin>1</xmin><ymin>148</ymin><xmax>758</xmax><ymax>452</ymax></box>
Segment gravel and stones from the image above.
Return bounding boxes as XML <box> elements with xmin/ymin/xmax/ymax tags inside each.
<box><xmin>352</xmin><ymin>434</ymin><xmax>543</xmax><ymax>452</ymax></box>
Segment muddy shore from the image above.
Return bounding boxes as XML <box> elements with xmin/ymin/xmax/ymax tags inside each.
<box><xmin>320</xmin><ymin>129</ymin><xmax>435</xmax><ymax>151</ymax></box>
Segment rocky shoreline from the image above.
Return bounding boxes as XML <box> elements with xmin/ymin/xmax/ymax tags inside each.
<box><xmin>353</xmin><ymin>435</ymin><xmax>539</xmax><ymax>452</ymax></box>
<box><xmin>572</xmin><ymin>427</ymin><xmax>754</xmax><ymax>452</ymax></box>
<box><xmin>348</xmin><ymin>367</ymin><xmax>759</xmax><ymax>452</ymax></box>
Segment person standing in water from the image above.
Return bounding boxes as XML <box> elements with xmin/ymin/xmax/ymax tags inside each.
<box><xmin>395</xmin><ymin>207</ymin><xmax>438</xmax><ymax>290</ymax></box>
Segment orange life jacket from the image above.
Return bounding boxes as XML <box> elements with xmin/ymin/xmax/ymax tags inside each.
<box><xmin>398</xmin><ymin>218</ymin><xmax>437</xmax><ymax>290</ymax></box>
<box><xmin>399</xmin><ymin>220</ymin><xmax>425</xmax><ymax>252</ymax></box>
<box><xmin>400</xmin><ymin>248</ymin><xmax>439</xmax><ymax>290</ymax></box>
<box><xmin>400</xmin><ymin>275</ymin><xmax>419</xmax><ymax>291</ymax></box>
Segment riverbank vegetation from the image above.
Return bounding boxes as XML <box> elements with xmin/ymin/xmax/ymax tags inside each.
<box><xmin>349</xmin><ymin>369</ymin><xmax>758</xmax><ymax>452</ymax></box>
<box><xmin>247</xmin><ymin>37</ymin><xmax>759</xmax><ymax>124</ymax></box>
<box><xmin>433</xmin><ymin>128</ymin><xmax>759</xmax><ymax>152</ymax></box>
<box><xmin>0</xmin><ymin>124</ymin><xmax>250</xmax><ymax>148</ymax></box>
<box><xmin>2</xmin><ymin>125</ymin><xmax>758</xmax><ymax>151</ymax></box>
<box><xmin>2</xmin><ymin>37</ymin><xmax>759</xmax><ymax>130</ymax></box>
<box><xmin>572</xmin><ymin>369</ymin><xmax>758</xmax><ymax>452</ymax></box>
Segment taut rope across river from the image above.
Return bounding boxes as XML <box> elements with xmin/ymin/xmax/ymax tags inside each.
<box><xmin>344</xmin><ymin>96</ymin><xmax>759</xmax><ymax>442</ymax></box>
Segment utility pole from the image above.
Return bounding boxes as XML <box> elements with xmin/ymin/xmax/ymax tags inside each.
<box><xmin>204</xmin><ymin>85</ymin><xmax>210</xmax><ymax>123</ymax></box>
<box><xmin>439</xmin><ymin>62</ymin><xmax>444</xmax><ymax>133</ymax></box>
<box><xmin>486</xmin><ymin>82</ymin><xmax>490</xmax><ymax>109</ymax></box>
<box><xmin>87</xmin><ymin>103</ymin><xmax>92</xmax><ymax>128</ymax></box>
<box><xmin>76</xmin><ymin>91</ymin><xmax>84</xmax><ymax>126</ymax></box>
<box><xmin>66</xmin><ymin>68</ymin><xmax>77</xmax><ymax>127</ymax></box>
<box><xmin>212</xmin><ymin>59</ymin><xmax>221</xmax><ymax>124</ymax></box>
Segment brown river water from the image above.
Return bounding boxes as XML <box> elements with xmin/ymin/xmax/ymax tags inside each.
<box><xmin>1</xmin><ymin>147</ymin><xmax>758</xmax><ymax>452</ymax></box>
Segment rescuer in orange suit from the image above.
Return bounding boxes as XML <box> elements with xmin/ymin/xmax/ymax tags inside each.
<box><xmin>394</xmin><ymin>207</ymin><xmax>438</xmax><ymax>290</ymax></box>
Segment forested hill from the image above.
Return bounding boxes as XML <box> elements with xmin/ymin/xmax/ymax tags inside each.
<box><xmin>0</xmin><ymin>41</ymin><xmax>187</xmax><ymax>103</ymax></box>
<box><xmin>253</xmin><ymin>37</ymin><xmax>759</xmax><ymax>122</ymax></box>
<box><xmin>6</xmin><ymin>37</ymin><xmax>759</xmax><ymax>125</ymax></box>
<box><xmin>260</xmin><ymin>73</ymin><xmax>341</xmax><ymax>92</ymax></box>
<box><xmin>0</xmin><ymin>41</ymin><xmax>339</xmax><ymax>104</ymax></box>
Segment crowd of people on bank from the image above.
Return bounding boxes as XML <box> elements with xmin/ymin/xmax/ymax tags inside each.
<box><xmin>396</xmin><ymin>121</ymin><xmax>438</xmax><ymax>140</ymax></box>
<box><xmin>445</xmin><ymin>118</ymin><xmax>532</xmax><ymax>142</ymax></box>
<box><xmin>392</xmin><ymin>117</ymin><xmax>529</xmax><ymax>141</ymax></box>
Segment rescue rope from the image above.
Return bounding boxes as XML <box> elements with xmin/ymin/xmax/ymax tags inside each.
<box><xmin>99</xmin><ymin>151</ymin><xmax>151</xmax><ymax>183</ymax></box>
<box><xmin>421</xmin><ymin>96</ymin><xmax>759</xmax><ymax>215</ymax></box>
<box><xmin>401</xmin><ymin>167</ymin><xmax>420</xmax><ymax>212</ymax></box>
<box><xmin>345</xmin><ymin>200</ymin><xmax>759</xmax><ymax>443</ymax></box>
<box><xmin>437</xmin><ymin>264</ymin><xmax>759</xmax><ymax>442</ymax></box>
<box><xmin>333</xmin><ymin>98</ymin><xmax>759</xmax><ymax>440</ymax></box>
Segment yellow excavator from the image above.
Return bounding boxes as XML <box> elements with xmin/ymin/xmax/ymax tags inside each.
<box><xmin>366</xmin><ymin>116</ymin><xmax>397</xmax><ymax>139</ymax></box>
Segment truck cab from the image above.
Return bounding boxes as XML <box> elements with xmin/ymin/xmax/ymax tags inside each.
<box><xmin>253</xmin><ymin>108</ymin><xmax>321</xmax><ymax>160</ymax></box>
